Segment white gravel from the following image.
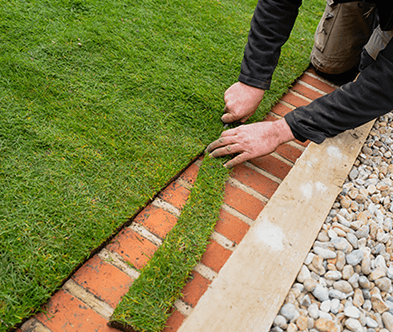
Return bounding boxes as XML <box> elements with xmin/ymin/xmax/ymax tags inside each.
<box><xmin>270</xmin><ymin>114</ymin><xmax>393</xmax><ymax>332</ymax></box>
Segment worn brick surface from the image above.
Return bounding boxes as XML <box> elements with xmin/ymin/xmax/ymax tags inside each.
<box><xmin>106</xmin><ymin>228</ymin><xmax>157</xmax><ymax>270</ymax></box>
<box><xmin>275</xmin><ymin>143</ymin><xmax>303</xmax><ymax>163</ymax></box>
<box><xmin>36</xmin><ymin>290</ymin><xmax>118</xmax><ymax>332</ymax></box>
<box><xmin>181</xmin><ymin>271</ymin><xmax>212</xmax><ymax>307</ymax></box>
<box><xmin>163</xmin><ymin>310</ymin><xmax>186</xmax><ymax>332</ymax></box>
<box><xmin>303</xmin><ymin>69</ymin><xmax>336</xmax><ymax>93</ymax></box>
<box><xmin>200</xmin><ymin>239</ymin><xmax>233</xmax><ymax>273</ymax></box>
<box><xmin>134</xmin><ymin>205</ymin><xmax>177</xmax><ymax>239</ymax></box>
<box><xmin>281</xmin><ymin>91</ymin><xmax>310</xmax><ymax>107</ymax></box>
<box><xmin>292</xmin><ymin>82</ymin><xmax>324</xmax><ymax>100</ymax></box>
<box><xmin>72</xmin><ymin>255</ymin><xmax>134</xmax><ymax>308</ymax></box>
<box><xmin>271</xmin><ymin>102</ymin><xmax>293</xmax><ymax>117</ymax></box>
<box><xmin>179</xmin><ymin>162</ymin><xmax>200</xmax><ymax>185</ymax></box>
<box><xmin>159</xmin><ymin>182</ymin><xmax>191</xmax><ymax>210</ymax></box>
<box><xmin>231</xmin><ymin>164</ymin><xmax>279</xmax><ymax>199</ymax></box>
<box><xmin>250</xmin><ymin>155</ymin><xmax>292</xmax><ymax>180</ymax></box>
<box><xmin>215</xmin><ymin>209</ymin><xmax>250</xmax><ymax>244</ymax></box>
<box><xmin>224</xmin><ymin>183</ymin><xmax>265</xmax><ymax>220</ymax></box>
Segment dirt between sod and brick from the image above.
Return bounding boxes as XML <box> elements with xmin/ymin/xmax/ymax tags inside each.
<box><xmin>15</xmin><ymin>67</ymin><xmax>369</xmax><ymax>332</ymax></box>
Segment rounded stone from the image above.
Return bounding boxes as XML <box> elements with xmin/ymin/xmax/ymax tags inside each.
<box><xmin>333</xmin><ymin>280</ymin><xmax>353</xmax><ymax>294</ymax></box>
<box><xmin>320</xmin><ymin>300</ymin><xmax>331</xmax><ymax>313</ymax></box>
<box><xmin>365</xmin><ymin>317</ymin><xmax>379</xmax><ymax>328</ymax></box>
<box><xmin>308</xmin><ymin>303</ymin><xmax>319</xmax><ymax>320</ymax></box>
<box><xmin>314</xmin><ymin>247</ymin><xmax>337</xmax><ymax>259</ymax></box>
<box><xmin>382</xmin><ymin>312</ymin><xmax>393</xmax><ymax>332</ymax></box>
<box><xmin>304</xmin><ymin>278</ymin><xmax>317</xmax><ymax>293</ymax></box>
<box><xmin>346</xmin><ymin>233</ymin><xmax>359</xmax><ymax>249</ymax></box>
<box><xmin>359</xmin><ymin>276</ymin><xmax>372</xmax><ymax>289</ymax></box>
<box><xmin>346</xmin><ymin>250</ymin><xmax>364</xmax><ymax>266</ymax></box>
<box><xmin>296</xmin><ymin>315</ymin><xmax>308</xmax><ymax>331</ymax></box>
<box><xmin>313</xmin><ymin>284</ymin><xmax>330</xmax><ymax>302</ymax></box>
<box><xmin>375</xmin><ymin>277</ymin><xmax>391</xmax><ymax>292</ymax></box>
<box><xmin>331</xmin><ymin>298</ymin><xmax>340</xmax><ymax>314</ymax></box>
<box><xmin>325</xmin><ymin>270</ymin><xmax>342</xmax><ymax>281</ymax></box>
<box><xmin>345</xmin><ymin>318</ymin><xmax>363</xmax><ymax>332</ymax></box>
<box><xmin>344</xmin><ymin>305</ymin><xmax>361</xmax><ymax>319</ymax></box>
<box><xmin>274</xmin><ymin>315</ymin><xmax>287</xmax><ymax>329</ymax></box>
<box><xmin>280</xmin><ymin>303</ymin><xmax>300</xmax><ymax>322</ymax></box>
<box><xmin>297</xmin><ymin>265</ymin><xmax>311</xmax><ymax>283</ymax></box>
<box><xmin>331</xmin><ymin>237</ymin><xmax>351</xmax><ymax>252</ymax></box>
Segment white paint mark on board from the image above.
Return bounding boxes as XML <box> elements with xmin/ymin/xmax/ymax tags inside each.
<box><xmin>253</xmin><ymin>217</ymin><xmax>285</xmax><ymax>252</ymax></box>
<box><xmin>301</xmin><ymin>181</ymin><xmax>328</xmax><ymax>201</ymax></box>
<box><xmin>327</xmin><ymin>145</ymin><xmax>342</xmax><ymax>159</ymax></box>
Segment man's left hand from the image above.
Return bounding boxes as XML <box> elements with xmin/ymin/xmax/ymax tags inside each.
<box><xmin>206</xmin><ymin>119</ymin><xmax>295</xmax><ymax>168</ymax></box>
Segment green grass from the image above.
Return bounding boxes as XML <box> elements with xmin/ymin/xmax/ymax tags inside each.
<box><xmin>109</xmin><ymin>155</ymin><xmax>230</xmax><ymax>332</ymax></box>
<box><xmin>0</xmin><ymin>0</ymin><xmax>324</xmax><ymax>330</ymax></box>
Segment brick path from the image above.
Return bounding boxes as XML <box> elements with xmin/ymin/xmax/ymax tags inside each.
<box><xmin>17</xmin><ymin>67</ymin><xmax>337</xmax><ymax>332</ymax></box>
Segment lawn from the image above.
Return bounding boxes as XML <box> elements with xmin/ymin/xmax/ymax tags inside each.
<box><xmin>0</xmin><ymin>0</ymin><xmax>324</xmax><ymax>330</ymax></box>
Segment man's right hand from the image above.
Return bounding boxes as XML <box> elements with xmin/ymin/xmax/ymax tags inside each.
<box><xmin>221</xmin><ymin>82</ymin><xmax>265</xmax><ymax>124</ymax></box>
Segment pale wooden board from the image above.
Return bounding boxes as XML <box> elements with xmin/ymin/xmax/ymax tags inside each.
<box><xmin>178</xmin><ymin>121</ymin><xmax>374</xmax><ymax>332</ymax></box>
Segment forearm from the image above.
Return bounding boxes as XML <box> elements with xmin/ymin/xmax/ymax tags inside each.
<box><xmin>239</xmin><ymin>0</ymin><xmax>302</xmax><ymax>90</ymax></box>
<box><xmin>285</xmin><ymin>39</ymin><xmax>393</xmax><ymax>143</ymax></box>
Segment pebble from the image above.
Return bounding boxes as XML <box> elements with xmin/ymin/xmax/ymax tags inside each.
<box><xmin>344</xmin><ymin>305</ymin><xmax>361</xmax><ymax>318</ymax></box>
<box><xmin>346</xmin><ymin>250</ymin><xmax>364</xmax><ymax>266</ymax></box>
<box><xmin>280</xmin><ymin>303</ymin><xmax>300</xmax><ymax>321</ymax></box>
<box><xmin>376</xmin><ymin>277</ymin><xmax>392</xmax><ymax>292</ymax></box>
<box><xmin>345</xmin><ymin>318</ymin><xmax>363</xmax><ymax>332</ymax></box>
<box><xmin>313</xmin><ymin>284</ymin><xmax>330</xmax><ymax>302</ymax></box>
<box><xmin>382</xmin><ymin>312</ymin><xmax>393</xmax><ymax>332</ymax></box>
<box><xmin>308</xmin><ymin>303</ymin><xmax>319</xmax><ymax>320</ymax></box>
<box><xmin>269</xmin><ymin>115</ymin><xmax>393</xmax><ymax>332</ymax></box>
<box><xmin>333</xmin><ymin>280</ymin><xmax>353</xmax><ymax>294</ymax></box>
<box><xmin>314</xmin><ymin>247</ymin><xmax>337</xmax><ymax>259</ymax></box>
<box><xmin>274</xmin><ymin>315</ymin><xmax>287</xmax><ymax>329</ymax></box>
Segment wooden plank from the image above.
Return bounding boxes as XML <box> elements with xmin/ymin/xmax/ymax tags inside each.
<box><xmin>178</xmin><ymin>121</ymin><xmax>374</xmax><ymax>332</ymax></box>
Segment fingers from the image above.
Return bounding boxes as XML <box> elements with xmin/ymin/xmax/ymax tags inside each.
<box><xmin>224</xmin><ymin>153</ymin><xmax>250</xmax><ymax>168</ymax></box>
<box><xmin>205</xmin><ymin>132</ymin><xmax>237</xmax><ymax>153</ymax></box>
<box><xmin>209</xmin><ymin>143</ymin><xmax>243</xmax><ymax>158</ymax></box>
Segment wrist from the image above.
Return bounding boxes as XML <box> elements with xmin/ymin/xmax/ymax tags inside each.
<box><xmin>274</xmin><ymin>118</ymin><xmax>295</xmax><ymax>145</ymax></box>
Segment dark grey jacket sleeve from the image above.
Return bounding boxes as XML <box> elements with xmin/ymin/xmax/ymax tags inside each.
<box><xmin>239</xmin><ymin>0</ymin><xmax>302</xmax><ymax>90</ymax></box>
<box><xmin>284</xmin><ymin>38</ymin><xmax>393</xmax><ymax>144</ymax></box>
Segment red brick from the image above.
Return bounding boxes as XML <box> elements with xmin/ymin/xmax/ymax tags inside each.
<box><xmin>303</xmin><ymin>70</ymin><xmax>336</xmax><ymax>93</ymax></box>
<box><xmin>263</xmin><ymin>113</ymin><xmax>278</xmax><ymax>122</ymax></box>
<box><xmin>250</xmin><ymin>155</ymin><xmax>292</xmax><ymax>180</ymax></box>
<box><xmin>72</xmin><ymin>255</ymin><xmax>134</xmax><ymax>308</ymax></box>
<box><xmin>36</xmin><ymin>290</ymin><xmax>118</xmax><ymax>332</ymax></box>
<box><xmin>134</xmin><ymin>205</ymin><xmax>177</xmax><ymax>239</ymax></box>
<box><xmin>163</xmin><ymin>310</ymin><xmax>186</xmax><ymax>332</ymax></box>
<box><xmin>200</xmin><ymin>239</ymin><xmax>232</xmax><ymax>273</ymax></box>
<box><xmin>271</xmin><ymin>103</ymin><xmax>293</xmax><ymax>117</ymax></box>
<box><xmin>106</xmin><ymin>228</ymin><xmax>157</xmax><ymax>270</ymax></box>
<box><xmin>179</xmin><ymin>162</ymin><xmax>200</xmax><ymax>186</ymax></box>
<box><xmin>275</xmin><ymin>143</ymin><xmax>303</xmax><ymax>163</ymax></box>
<box><xmin>292</xmin><ymin>82</ymin><xmax>324</xmax><ymax>100</ymax></box>
<box><xmin>181</xmin><ymin>271</ymin><xmax>211</xmax><ymax>307</ymax></box>
<box><xmin>281</xmin><ymin>91</ymin><xmax>310</xmax><ymax>108</ymax></box>
<box><xmin>224</xmin><ymin>183</ymin><xmax>265</xmax><ymax>220</ymax></box>
<box><xmin>231</xmin><ymin>164</ymin><xmax>279</xmax><ymax>199</ymax></box>
<box><xmin>159</xmin><ymin>182</ymin><xmax>190</xmax><ymax>210</ymax></box>
<box><xmin>215</xmin><ymin>209</ymin><xmax>250</xmax><ymax>244</ymax></box>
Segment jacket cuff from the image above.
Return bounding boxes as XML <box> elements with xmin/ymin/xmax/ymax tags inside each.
<box><xmin>238</xmin><ymin>73</ymin><xmax>271</xmax><ymax>90</ymax></box>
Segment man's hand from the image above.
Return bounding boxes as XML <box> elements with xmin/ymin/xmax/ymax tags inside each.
<box><xmin>221</xmin><ymin>82</ymin><xmax>265</xmax><ymax>124</ymax></box>
<box><xmin>206</xmin><ymin>119</ymin><xmax>295</xmax><ymax>168</ymax></box>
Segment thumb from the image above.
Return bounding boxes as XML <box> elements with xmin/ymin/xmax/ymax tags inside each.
<box><xmin>221</xmin><ymin>112</ymin><xmax>236</xmax><ymax>123</ymax></box>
